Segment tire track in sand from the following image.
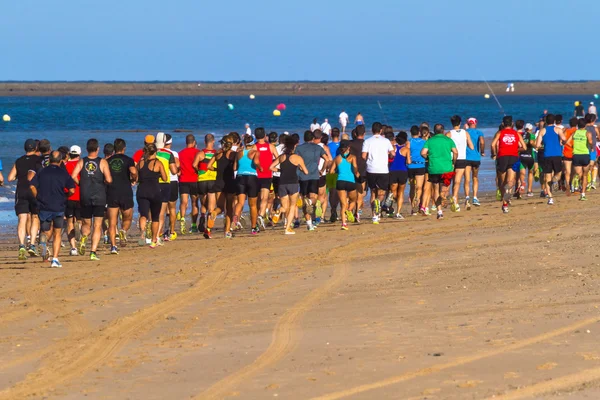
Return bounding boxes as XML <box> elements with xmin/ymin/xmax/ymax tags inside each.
<box><xmin>311</xmin><ymin>317</ymin><xmax>600</xmax><ymax>400</ymax></box>
<box><xmin>196</xmin><ymin>263</ymin><xmax>350</xmax><ymax>400</ymax></box>
<box><xmin>0</xmin><ymin>268</ymin><xmax>229</xmax><ymax>399</ymax></box>
<box><xmin>485</xmin><ymin>366</ymin><xmax>600</xmax><ymax>399</ymax></box>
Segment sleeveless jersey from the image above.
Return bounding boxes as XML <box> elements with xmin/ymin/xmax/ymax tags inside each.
<box><xmin>497</xmin><ymin>129</ymin><xmax>520</xmax><ymax>157</ymax></box>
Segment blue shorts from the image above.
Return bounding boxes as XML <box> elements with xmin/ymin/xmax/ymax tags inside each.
<box><xmin>39</xmin><ymin>210</ymin><xmax>65</xmax><ymax>231</ymax></box>
<box><xmin>511</xmin><ymin>160</ymin><xmax>521</xmax><ymax>173</ymax></box>
<box><xmin>590</xmin><ymin>150</ymin><xmax>597</xmax><ymax>162</ymax></box>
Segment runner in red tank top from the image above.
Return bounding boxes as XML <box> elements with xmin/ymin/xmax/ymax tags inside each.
<box><xmin>491</xmin><ymin>116</ymin><xmax>527</xmax><ymax>214</ymax></box>
<box><xmin>254</xmin><ymin>128</ymin><xmax>279</xmax><ymax>230</ymax></box>
<box><xmin>64</xmin><ymin>149</ymin><xmax>82</xmax><ymax>256</ymax></box>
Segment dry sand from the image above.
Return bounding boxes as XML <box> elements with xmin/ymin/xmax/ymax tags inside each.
<box><xmin>1</xmin><ymin>191</ymin><xmax>600</xmax><ymax>399</ymax></box>
<box><xmin>1</xmin><ymin>81</ymin><xmax>600</xmax><ymax>97</ymax></box>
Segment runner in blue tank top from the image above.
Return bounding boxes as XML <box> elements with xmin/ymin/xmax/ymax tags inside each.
<box><xmin>408</xmin><ymin>126</ymin><xmax>427</xmax><ymax>215</ymax></box>
<box><xmin>535</xmin><ymin>114</ymin><xmax>567</xmax><ymax>204</ymax></box>
<box><xmin>329</xmin><ymin>140</ymin><xmax>359</xmax><ymax>231</ymax></box>
<box><xmin>389</xmin><ymin>131</ymin><xmax>411</xmax><ymax>219</ymax></box>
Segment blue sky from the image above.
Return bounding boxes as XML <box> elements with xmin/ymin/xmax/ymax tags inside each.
<box><xmin>2</xmin><ymin>0</ymin><xmax>598</xmax><ymax>81</ymax></box>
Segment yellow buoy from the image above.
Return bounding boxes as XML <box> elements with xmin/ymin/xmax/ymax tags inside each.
<box><xmin>2</xmin><ymin>114</ymin><xmax>10</xmax><ymax>122</ymax></box>
<box><xmin>575</xmin><ymin>101</ymin><xmax>580</xmax><ymax>107</ymax></box>
<box><xmin>273</xmin><ymin>109</ymin><xmax>281</xmax><ymax>116</ymax></box>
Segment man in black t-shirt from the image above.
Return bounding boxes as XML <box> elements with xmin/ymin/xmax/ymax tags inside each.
<box><xmin>30</xmin><ymin>151</ymin><xmax>75</xmax><ymax>268</ymax></box>
<box><xmin>8</xmin><ymin>139</ymin><xmax>42</xmax><ymax>261</ymax></box>
<box><xmin>106</xmin><ymin>138</ymin><xmax>137</xmax><ymax>254</ymax></box>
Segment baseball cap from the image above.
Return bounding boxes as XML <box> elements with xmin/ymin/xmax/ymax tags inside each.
<box><xmin>525</xmin><ymin>123</ymin><xmax>534</xmax><ymax>130</ymax></box>
<box><xmin>144</xmin><ymin>135</ymin><xmax>155</xmax><ymax>144</ymax></box>
<box><xmin>165</xmin><ymin>133</ymin><xmax>173</xmax><ymax>145</ymax></box>
<box><xmin>24</xmin><ymin>139</ymin><xmax>37</xmax><ymax>152</ymax></box>
<box><xmin>69</xmin><ymin>145</ymin><xmax>82</xmax><ymax>155</ymax></box>
<box><xmin>591</xmin><ymin>102</ymin><xmax>595</xmax><ymax>105</ymax></box>
<box><xmin>467</xmin><ymin>117</ymin><xmax>478</xmax><ymax>125</ymax></box>
<box><xmin>155</xmin><ymin>132</ymin><xmax>166</xmax><ymax>148</ymax></box>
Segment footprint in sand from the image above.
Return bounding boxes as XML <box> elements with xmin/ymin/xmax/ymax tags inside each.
<box><xmin>536</xmin><ymin>362</ymin><xmax>558</xmax><ymax>370</ymax></box>
<box><xmin>504</xmin><ymin>371</ymin><xmax>520</xmax><ymax>379</ymax></box>
<box><xmin>578</xmin><ymin>352</ymin><xmax>600</xmax><ymax>361</ymax></box>
<box><xmin>457</xmin><ymin>380</ymin><xmax>483</xmax><ymax>388</ymax></box>
<box><xmin>422</xmin><ymin>388</ymin><xmax>441</xmax><ymax>395</ymax></box>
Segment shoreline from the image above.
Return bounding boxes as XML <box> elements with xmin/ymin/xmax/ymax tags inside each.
<box><xmin>1</xmin><ymin>81</ymin><xmax>599</xmax><ymax>97</ymax></box>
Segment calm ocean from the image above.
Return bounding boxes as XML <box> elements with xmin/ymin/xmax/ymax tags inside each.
<box><xmin>0</xmin><ymin>94</ymin><xmax>589</xmax><ymax>227</ymax></box>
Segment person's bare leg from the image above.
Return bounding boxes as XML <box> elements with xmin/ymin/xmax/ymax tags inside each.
<box><xmin>452</xmin><ymin>168</ymin><xmax>465</xmax><ymax>203</ymax></box>
<box><xmin>421</xmin><ymin>182</ymin><xmax>432</xmax><ymax>213</ymax></box>
<box><xmin>234</xmin><ymin>194</ymin><xmax>246</xmax><ymax>220</ymax></box>
<box><xmin>30</xmin><ymin>215</ymin><xmax>39</xmax><ymax>247</ymax></box>
<box><xmin>582</xmin><ymin>166</ymin><xmax>590</xmax><ymax>194</ymax></box>
<box><xmin>258</xmin><ymin>188</ymin><xmax>269</xmax><ymax>218</ymax></box>
<box><xmin>67</xmin><ymin>217</ymin><xmax>77</xmax><ymax>250</ymax></box>
<box><xmin>52</xmin><ymin>228</ymin><xmax>61</xmax><ymax>259</ymax></box>
<box><xmin>81</xmin><ymin>218</ymin><xmax>92</xmax><ymax>239</ymax></box>
<box><xmin>397</xmin><ymin>183</ymin><xmax>406</xmax><ymax>215</ymax></box>
<box><xmin>463</xmin><ymin>166</ymin><xmax>472</xmax><ymax>199</ymax></box>
<box><xmin>91</xmin><ymin>217</ymin><xmax>103</xmax><ymax>252</ymax></box>
<box><xmin>157</xmin><ymin>203</ymin><xmax>168</xmax><ymax>240</ymax></box>
<box><xmin>179</xmin><ymin>193</ymin><xmax>188</xmax><ymax>220</ymax></box>
<box><xmin>139</xmin><ymin>216</ymin><xmax>147</xmax><ymax>242</ymax></box>
<box><xmin>318</xmin><ymin>185</ymin><xmax>327</xmax><ymax>219</ymax></box>
<box><xmin>168</xmin><ymin>201</ymin><xmax>177</xmax><ymax>235</ymax></box>
<box><xmin>17</xmin><ymin>214</ymin><xmax>28</xmax><ymax>247</ymax></box>
<box><xmin>338</xmin><ymin>190</ymin><xmax>348</xmax><ymax>227</ymax></box>
<box><xmin>564</xmin><ymin>160</ymin><xmax>572</xmax><ymax>193</ymax></box>
<box><xmin>121</xmin><ymin>208</ymin><xmax>133</xmax><ymax>233</ymax></box>
<box><xmin>107</xmin><ymin>208</ymin><xmax>119</xmax><ymax>247</ymax></box>
<box><xmin>191</xmin><ymin>194</ymin><xmax>199</xmax><ymax>227</ymax></box>
<box><xmin>248</xmin><ymin>197</ymin><xmax>258</xmax><ymax>228</ymax></box>
<box><xmin>545</xmin><ymin>173</ymin><xmax>554</xmax><ymax>198</ymax></box>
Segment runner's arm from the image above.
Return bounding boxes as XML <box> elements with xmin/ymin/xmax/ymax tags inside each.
<box><xmin>490</xmin><ymin>132</ymin><xmax>501</xmax><ymax>158</ymax></box>
<box><xmin>7</xmin><ymin>165</ymin><xmax>16</xmax><ymax>182</ymax></box>
<box><xmin>269</xmin><ymin>155</ymin><xmax>282</xmax><ymax>172</ymax></box>
<box><xmin>250</xmin><ymin>149</ymin><xmax>263</xmax><ymax>172</ymax></box>
<box><xmin>70</xmin><ymin>159</ymin><xmax>84</xmax><ymax>184</ymax></box>
<box><xmin>207</xmin><ymin>155</ymin><xmax>217</xmax><ymax>171</ymax></box>
<box><xmin>451</xmin><ymin>148</ymin><xmax>458</xmax><ymax>164</ymax></box>
<box><xmin>518</xmin><ymin>134</ymin><xmax>527</xmax><ymax>150</ymax></box>
<box><xmin>535</xmin><ymin>129</ymin><xmax>545</xmax><ymax>150</ymax></box>
<box><xmin>192</xmin><ymin>151</ymin><xmax>205</xmax><ymax>172</ymax></box>
<box><xmin>100</xmin><ymin>159</ymin><xmax>113</xmax><ymax>184</ymax></box>
<box><xmin>295</xmin><ymin>156</ymin><xmax>309</xmax><ymax>175</ymax></box>
<box><xmin>466</xmin><ymin>132</ymin><xmax>474</xmax><ymax>150</ymax></box>
<box><xmin>328</xmin><ymin>156</ymin><xmax>339</xmax><ymax>174</ymax></box>
<box><xmin>128</xmin><ymin>165</ymin><xmax>138</xmax><ymax>184</ymax></box>
<box><xmin>479</xmin><ymin>136</ymin><xmax>486</xmax><ymax>157</ymax></box>
<box><xmin>351</xmin><ymin>156</ymin><xmax>360</xmax><ymax>178</ymax></box>
<box><xmin>168</xmin><ymin>154</ymin><xmax>178</xmax><ymax>175</ymax></box>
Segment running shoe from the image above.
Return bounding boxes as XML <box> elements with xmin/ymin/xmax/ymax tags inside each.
<box><xmin>90</xmin><ymin>252</ymin><xmax>100</xmax><ymax>261</ymax></box>
<box><xmin>451</xmin><ymin>198</ymin><xmax>460</xmax><ymax>212</ymax></box>
<box><xmin>110</xmin><ymin>246</ymin><xmax>119</xmax><ymax>255</ymax></box>
<box><xmin>496</xmin><ymin>189</ymin><xmax>502</xmax><ymax>201</ymax></box>
<box><xmin>169</xmin><ymin>232</ymin><xmax>177</xmax><ymax>241</ymax></box>
<box><xmin>191</xmin><ymin>224</ymin><xmax>198</xmax><ymax>233</ymax></box>
<box><xmin>591</xmin><ymin>184</ymin><xmax>597</xmax><ymax>190</ymax></box>
<box><xmin>118</xmin><ymin>229</ymin><xmax>127</xmax><ymax>244</ymax></box>
<box><xmin>70</xmin><ymin>248</ymin><xmax>78</xmax><ymax>256</ymax></box>
<box><xmin>258</xmin><ymin>215</ymin><xmax>266</xmax><ymax>231</ymax></box>
<box><xmin>384</xmin><ymin>192</ymin><xmax>394</xmax><ymax>209</ymax></box>
<box><xmin>329</xmin><ymin>210</ymin><xmax>337</xmax><ymax>223</ymax></box>
<box><xmin>272</xmin><ymin>211</ymin><xmax>281</xmax><ymax>224</ymax></box>
<box><xmin>372</xmin><ymin>216</ymin><xmax>380</xmax><ymax>225</ymax></box>
<box><xmin>28</xmin><ymin>244</ymin><xmax>39</xmax><ymax>257</ymax></box>
<box><xmin>149</xmin><ymin>242</ymin><xmax>158</xmax><ymax>249</ymax></box>
<box><xmin>198</xmin><ymin>215</ymin><xmax>206</xmax><ymax>233</ymax></box>
<box><xmin>473</xmin><ymin>197</ymin><xmax>481</xmax><ymax>206</ymax></box>
<box><xmin>18</xmin><ymin>246</ymin><xmax>27</xmax><ymax>261</ymax></box>
<box><xmin>51</xmin><ymin>258</ymin><xmax>62</xmax><ymax>268</ymax></box>
<box><xmin>419</xmin><ymin>206</ymin><xmax>430</xmax><ymax>216</ymax></box>
<box><xmin>204</xmin><ymin>229</ymin><xmax>212</xmax><ymax>239</ymax></box>
<box><xmin>540</xmin><ymin>191</ymin><xmax>545</xmax><ymax>198</ymax></box>
<box><xmin>341</xmin><ymin>223</ymin><xmax>349</xmax><ymax>231</ymax></box>
<box><xmin>251</xmin><ymin>228</ymin><xmax>259</xmax><ymax>235</ymax></box>
<box><xmin>307</xmin><ymin>225</ymin><xmax>316</xmax><ymax>231</ymax></box>
<box><xmin>103</xmin><ymin>235</ymin><xmax>109</xmax><ymax>245</ymax></box>
<box><xmin>176</xmin><ymin>211</ymin><xmax>182</xmax><ymax>221</ymax></box>
<box><xmin>157</xmin><ymin>238</ymin><xmax>165</xmax><ymax>246</ymax></box>
<box><xmin>373</xmin><ymin>199</ymin><xmax>381</xmax><ymax>217</ymax></box>
<box><xmin>526</xmin><ymin>192</ymin><xmax>534</xmax><ymax>197</ymax></box>
<box><xmin>548</xmin><ymin>197</ymin><xmax>554</xmax><ymax>205</ymax></box>
<box><xmin>180</xmin><ymin>219</ymin><xmax>187</xmax><ymax>235</ymax></box>
<box><xmin>395</xmin><ymin>213</ymin><xmax>405</xmax><ymax>220</ymax></box>
<box><xmin>465</xmin><ymin>196</ymin><xmax>471</xmax><ymax>211</ymax></box>
<box><xmin>293</xmin><ymin>219</ymin><xmax>300</xmax><ymax>229</ymax></box>
<box><xmin>162</xmin><ymin>232</ymin><xmax>170</xmax><ymax>242</ymax></box>
<box><xmin>225</xmin><ymin>232</ymin><xmax>233</xmax><ymax>239</ymax></box>
<box><xmin>437</xmin><ymin>211</ymin><xmax>444</xmax><ymax>220</ymax></box>
<box><xmin>207</xmin><ymin>211</ymin><xmax>217</xmax><ymax>229</ymax></box>
<box><xmin>410</xmin><ymin>210</ymin><xmax>418</xmax><ymax>216</ymax></box>
<box><xmin>580</xmin><ymin>194</ymin><xmax>588</xmax><ymax>201</ymax></box>
<box><xmin>285</xmin><ymin>227</ymin><xmax>296</xmax><ymax>235</ymax></box>
<box><xmin>315</xmin><ymin>200</ymin><xmax>323</xmax><ymax>218</ymax></box>
<box><xmin>314</xmin><ymin>217</ymin><xmax>321</xmax><ymax>225</ymax></box>
<box><xmin>502</xmin><ymin>203</ymin><xmax>509</xmax><ymax>214</ymax></box>
<box><xmin>345</xmin><ymin>210</ymin><xmax>355</xmax><ymax>223</ymax></box>
<box><xmin>355</xmin><ymin>210</ymin><xmax>362</xmax><ymax>223</ymax></box>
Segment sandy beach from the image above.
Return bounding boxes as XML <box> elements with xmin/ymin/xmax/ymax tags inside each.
<box><xmin>0</xmin><ymin>191</ymin><xmax>599</xmax><ymax>399</ymax></box>
<box><xmin>1</xmin><ymin>81</ymin><xmax>600</xmax><ymax>97</ymax></box>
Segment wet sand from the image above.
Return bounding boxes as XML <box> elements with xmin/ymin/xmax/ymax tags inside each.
<box><xmin>1</xmin><ymin>191</ymin><xmax>600</xmax><ymax>399</ymax></box>
<box><xmin>1</xmin><ymin>81</ymin><xmax>599</xmax><ymax>97</ymax></box>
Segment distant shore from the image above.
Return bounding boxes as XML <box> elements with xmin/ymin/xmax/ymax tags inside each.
<box><xmin>0</xmin><ymin>81</ymin><xmax>599</xmax><ymax>97</ymax></box>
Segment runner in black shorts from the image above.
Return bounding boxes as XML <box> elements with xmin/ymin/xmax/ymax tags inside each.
<box><xmin>106</xmin><ymin>138</ymin><xmax>136</xmax><ymax>254</ymax></box>
<box><xmin>206</xmin><ymin>134</ymin><xmax>237</xmax><ymax>239</ymax></box>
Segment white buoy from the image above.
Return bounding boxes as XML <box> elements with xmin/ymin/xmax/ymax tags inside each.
<box><xmin>249</xmin><ymin>94</ymin><xmax>255</xmax><ymax>100</ymax></box>
<box><xmin>2</xmin><ymin>114</ymin><xmax>10</xmax><ymax>122</ymax></box>
<box><xmin>484</xmin><ymin>94</ymin><xmax>490</xmax><ymax>99</ymax></box>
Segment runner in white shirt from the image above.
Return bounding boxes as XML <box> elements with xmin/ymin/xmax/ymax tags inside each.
<box><xmin>320</xmin><ymin>119</ymin><xmax>332</xmax><ymax>135</ymax></box>
<box><xmin>245</xmin><ymin>123</ymin><xmax>252</xmax><ymax>137</ymax></box>
<box><xmin>339</xmin><ymin>110</ymin><xmax>349</xmax><ymax>133</ymax></box>
<box><xmin>362</xmin><ymin>122</ymin><xmax>394</xmax><ymax>224</ymax></box>
<box><xmin>310</xmin><ymin>118</ymin><xmax>320</xmax><ymax>132</ymax></box>
<box><xmin>163</xmin><ymin>134</ymin><xmax>181</xmax><ymax>241</ymax></box>
<box><xmin>447</xmin><ymin>115</ymin><xmax>473</xmax><ymax>212</ymax></box>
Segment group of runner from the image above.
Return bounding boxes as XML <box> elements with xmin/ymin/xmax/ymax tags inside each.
<box><xmin>10</xmin><ymin>111</ymin><xmax>600</xmax><ymax>267</ymax></box>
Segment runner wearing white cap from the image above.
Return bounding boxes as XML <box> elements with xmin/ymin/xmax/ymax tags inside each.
<box><xmin>589</xmin><ymin>102</ymin><xmax>597</xmax><ymax>116</ymax></box>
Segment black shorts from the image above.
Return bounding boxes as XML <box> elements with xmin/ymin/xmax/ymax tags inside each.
<box><xmin>520</xmin><ymin>156</ymin><xmax>535</xmax><ymax>170</ymax></box>
<box><xmin>272</xmin><ymin>176</ymin><xmax>281</xmax><ymax>196</ymax></box>
<box><xmin>367</xmin><ymin>173</ymin><xmax>389</xmax><ymax>191</ymax></box>
<box><xmin>318</xmin><ymin>176</ymin><xmax>326</xmax><ymax>188</ymax></box>
<box><xmin>159</xmin><ymin>183</ymin><xmax>171</xmax><ymax>203</ymax></box>
<box><xmin>562</xmin><ymin>156</ymin><xmax>573</xmax><ymax>162</ymax></box>
<box><xmin>137</xmin><ymin>195</ymin><xmax>162</xmax><ymax>221</ymax></box>
<box><xmin>454</xmin><ymin>160</ymin><xmax>468</xmax><ymax>169</ymax></box>
<box><xmin>213</xmin><ymin>180</ymin><xmax>225</xmax><ymax>193</ymax></box>
<box><xmin>81</xmin><ymin>205</ymin><xmax>106</xmax><ymax>219</ymax></box>
<box><xmin>65</xmin><ymin>200</ymin><xmax>81</xmax><ymax>219</ymax></box>
<box><xmin>299</xmin><ymin>179</ymin><xmax>319</xmax><ymax>196</ymax></box>
<box><xmin>278</xmin><ymin>183</ymin><xmax>299</xmax><ymax>198</ymax></box>
<box><xmin>573</xmin><ymin>154</ymin><xmax>591</xmax><ymax>167</ymax></box>
<box><xmin>496</xmin><ymin>156</ymin><xmax>519</xmax><ymax>173</ymax></box>
<box><xmin>224</xmin><ymin>179</ymin><xmax>238</xmax><ymax>195</ymax></box>
<box><xmin>39</xmin><ymin>211</ymin><xmax>65</xmax><ymax>231</ymax></box>
<box><xmin>356</xmin><ymin>175</ymin><xmax>367</xmax><ymax>184</ymax></box>
<box><xmin>14</xmin><ymin>191</ymin><xmax>39</xmax><ymax>216</ymax></box>
<box><xmin>336</xmin><ymin>180</ymin><xmax>356</xmax><ymax>192</ymax></box>
<box><xmin>428</xmin><ymin>174</ymin><xmax>444</xmax><ymax>184</ymax></box>
<box><xmin>179</xmin><ymin>181</ymin><xmax>199</xmax><ymax>196</ymax></box>
<box><xmin>107</xmin><ymin>192</ymin><xmax>134</xmax><ymax>210</ymax></box>
<box><xmin>168</xmin><ymin>181</ymin><xmax>179</xmax><ymax>202</ymax></box>
<box><xmin>542</xmin><ymin>156</ymin><xmax>562</xmax><ymax>174</ymax></box>
<box><xmin>258</xmin><ymin>177</ymin><xmax>272</xmax><ymax>191</ymax></box>
<box><xmin>466</xmin><ymin>160</ymin><xmax>481</xmax><ymax>169</ymax></box>
<box><xmin>389</xmin><ymin>170</ymin><xmax>408</xmax><ymax>185</ymax></box>
<box><xmin>236</xmin><ymin>175</ymin><xmax>259</xmax><ymax>198</ymax></box>
<box><xmin>198</xmin><ymin>180</ymin><xmax>217</xmax><ymax>195</ymax></box>
<box><xmin>407</xmin><ymin>168</ymin><xmax>426</xmax><ymax>178</ymax></box>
